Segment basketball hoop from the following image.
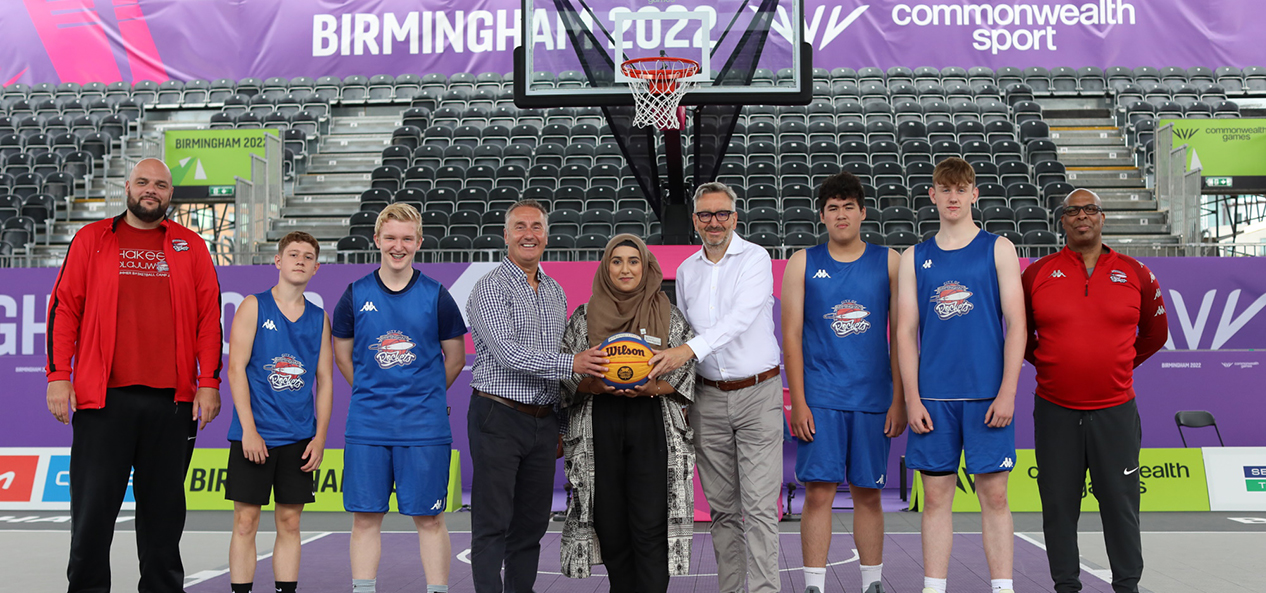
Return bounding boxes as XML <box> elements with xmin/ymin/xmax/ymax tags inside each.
<box><xmin>621</xmin><ymin>56</ymin><xmax>700</xmax><ymax>131</ymax></box>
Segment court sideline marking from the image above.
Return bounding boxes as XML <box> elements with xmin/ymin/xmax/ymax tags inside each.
<box><xmin>183</xmin><ymin>531</ymin><xmax>333</xmax><ymax>587</ymax></box>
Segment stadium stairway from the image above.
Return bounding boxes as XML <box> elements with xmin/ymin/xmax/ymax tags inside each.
<box><xmin>270</xmin><ymin>107</ymin><xmax>400</xmax><ymax>244</ymax></box>
<box><xmin>1045</xmin><ymin>111</ymin><xmax>1178</xmax><ymax>245</ymax></box>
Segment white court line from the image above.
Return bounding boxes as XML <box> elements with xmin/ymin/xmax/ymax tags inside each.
<box><xmin>183</xmin><ymin>531</ymin><xmax>332</xmax><ymax>587</ymax></box>
<box><xmin>455</xmin><ymin>547</ymin><xmax>861</xmax><ymax>577</ymax></box>
<box><xmin>1015</xmin><ymin>532</ymin><xmax>1113</xmax><ymax>585</ymax></box>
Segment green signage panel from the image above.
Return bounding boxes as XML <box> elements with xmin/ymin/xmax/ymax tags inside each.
<box><xmin>911</xmin><ymin>448</ymin><xmax>1210</xmax><ymax>512</ymax></box>
<box><xmin>164</xmin><ymin>129</ymin><xmax>279</xmax><ymax>187</ymax></box>
<box><xmin>1159</xmin><ymin>118</ymin><xmax>1266</xmax><ymax>177</ymax></box>
<box><xmin>184</xmin><ymin>448</ymin><xmax>462</xmax><ymax>512</ymax></box>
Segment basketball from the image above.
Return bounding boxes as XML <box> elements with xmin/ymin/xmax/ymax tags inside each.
<box><xmin>600</xmin><ymin>332</ymin><xmax>655</xmax><ymax>389</ymax></box>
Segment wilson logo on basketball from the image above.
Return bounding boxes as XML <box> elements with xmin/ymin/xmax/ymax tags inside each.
<box><xmin>824</xmin><ymin>300</ymin><xmax>872</xmax><ymax>337</ymax></box>
<box><xmin>264</xmin><ymin>354</ymin><xmax>306</xmax><ymax>391</ymax></box>
<box><xmin>931</xmin><ymin>281</ymin><xmax>975</xmax><ymax>320</ymax></box>
<box><xmin>370</xmin><ymin>331</ymin><xmax>417</xmax><ymax>369</ymax></box>
<box><xmin>605</xmin><ymin>344</ymin><xmax>648</xmax><ymax>357</ymax></box>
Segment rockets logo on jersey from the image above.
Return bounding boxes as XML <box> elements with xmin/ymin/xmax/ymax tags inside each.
<box><xmin>264</xmin><ymin>354</ymin><xmax>306</xmax><ymax>391</ymax></box>
<box><xmin>823</xmin><ymin>300</ymin><xmax>872</xmax><ymax>337</ymax></box>
<box><xmin>931</xmin><ymin>281</ymin><xmax>974</xmax><ymax>320</ymax></box>
<box><xmin>370</xmin><ymin>331</ymin><xmax>417</xmax><ymax>369</ymax></box>
<box><xmin>1110</xmin><ymin>269</ymin><xmax>1128</xmax><ymax>283</ymax></box>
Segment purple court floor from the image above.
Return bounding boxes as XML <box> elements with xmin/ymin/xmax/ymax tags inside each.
<box><xmin>187</xmin><ymin>531</ymin><xmax>1115</xmax><ymax>592</ymax></box>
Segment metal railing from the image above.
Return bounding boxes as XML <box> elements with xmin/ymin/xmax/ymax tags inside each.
<box><xmin>1155</xmin><ymin>123</ymin><xmax>1205</xmax><ymax>254</ymax></box>
<box><xmin>231</xmin><ymin>133</ymin><xmax>284</xmax><ymax>264</ymax></box>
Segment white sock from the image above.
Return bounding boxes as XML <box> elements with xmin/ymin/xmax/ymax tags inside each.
<box><xmin>923</xmin><ymin>576</ymin><xmax>947</xmax><ymax>592</ymax></box>
<box><xmin>991</xmin><ymin>578</ymin><xmax>1014</xmax><ymax>592</ymax></box>
<box><xmin>803</xmin><ymin>566</ymin><xmax>827</xmax><ymax>591</ymax></box>
<box><xmin>860</xmin><ymin>563</ymin><xmax>883</xmax><ymax>590</ymax></box>
<box><xmin>351</xmin><ymin>578</ymin><xmax>376</xmax><ymax>593</ymax></box>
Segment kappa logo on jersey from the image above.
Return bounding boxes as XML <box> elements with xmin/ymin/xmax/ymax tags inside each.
<box><xmin>261</xmin><ymin>319</ymin><xmax>277</xmax><ymax>331</ymax></box>
<box><xmin>824</xmin><ymin>300</ymin><xmax>872</xmax><ymax>337</ymax></box>
<box><xmin>876</xmin><ymin>474</ymin><xmax>885</xmax><ymax>485</ymax></box>
<box><xmin>812</xmin><ymin>269</ymin><xmax>831</xmax><ymax>279</ymax></box>
<box><xmin>264</xmin><ymin>354</ymin><xmax>306</xmax><ymax>391</ymax></box>
<box><xmin>1155</xmin><ymin>288</ymin><xmax>1162</xmax><ymax>299</ymax></box>
<box><xmin>370</xmin><ymin>331</ymin><xmax>417</xmax><ymax>369</ymax></box>
<box><xmin>1110</xmin><ymin>269</ymin><xmax>1128</xmax><ymax>284</ymax></box>
<box><xmin>171</xmin><ymin>239</ymin><xmax>189</xmax><ymax>252</ymax></box>
<box><xmin>1000</xmin><ymin>457</ymin><xmax>1014</xmax><ymax>469</ymax></box>
<box><xmin>1049</xmin><ymin>269</ymin><xmax>1066</xmax><ymax>278</ymax></box>
<box><xmin>360</xmin><ymin>301</ymin><xmax>378</xmax><ymax>312</ymax></box>
<box><xmin>922</xmin><ymin>259</ymin><xmax>933</xmax><ymax>269</ymax></box>
<box><xmin>1155</xmin><ymin>305</ymin><xmax>1166</xmax><ymax>316</ymax></box>
<box><xmin>930</xmin><ymin>281</ymin><xmax>974</xmax><ymax>320</ymax></box>
<box><xmin>431</xmin><ymin>499</ymin><xmax>444</xmax><ymax>511</ymax></box>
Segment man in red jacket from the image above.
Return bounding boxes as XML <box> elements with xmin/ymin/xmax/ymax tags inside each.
<box><xmin>46</xmin><ymin>158</ymin><xmax>223</xmax><ymax>592</ymax></box>
<box><xmin>1021</xmin><ymin>188</ymin><xmax>1168</xmax><ymax>593</ymax></box>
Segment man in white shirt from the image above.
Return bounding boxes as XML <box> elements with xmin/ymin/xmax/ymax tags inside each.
<box><xmin>650</xmin><ymin>181</ymin><xmax>782</xmax><ymax>593</ymax></box>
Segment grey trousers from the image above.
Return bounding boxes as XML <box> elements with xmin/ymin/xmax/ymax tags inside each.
<box><xmin>690</xmin><ymin>377</ymin><xmax>783</xmax><ymax>593</ymax></box>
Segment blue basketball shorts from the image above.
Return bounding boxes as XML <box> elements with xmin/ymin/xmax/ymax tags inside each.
<box><xmin>795</xmin><ymin>407</ymin><xmax>891</xmax><ymax>488</ymax></box>
<box><xmin>343</xmin><ymin>443</ymin><xmax>449</xmax><ymax>516</ymax></box>
<box><xmin>905</xmin><ymin>399</ymin><xmax>1016</xmax><ymax>475</ymax></box>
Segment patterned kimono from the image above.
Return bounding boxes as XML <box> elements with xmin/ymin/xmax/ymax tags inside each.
<box><xmin>559</xmin><ymin>303</ymin><xmax>696</xmax><ymax>578</ymax></box>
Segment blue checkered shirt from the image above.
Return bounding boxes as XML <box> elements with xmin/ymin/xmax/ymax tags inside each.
<box><xmin>466</xmin><ymin>258</ymin><xmax>573</xmax><ymax>405</ymax></box>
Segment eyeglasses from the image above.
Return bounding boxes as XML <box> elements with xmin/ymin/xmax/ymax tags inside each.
<box><xmin>693</xmin><ymin>210</ymin><xmax>735</xmax><ymax>223</ymax></box>
<box><xmin>1062</xmin><ymin>204</ymin><xmax>1104</xmax><ymax>217</ymax></box>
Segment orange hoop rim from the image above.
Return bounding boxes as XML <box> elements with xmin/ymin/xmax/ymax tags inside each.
<box><xmin>621</xmin><ymin>57</ymin><xmax>701</xmax><ymax>86</ymax></box>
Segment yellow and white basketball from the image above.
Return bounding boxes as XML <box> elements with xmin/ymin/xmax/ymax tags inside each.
<box><xmin>600</xmin><ymin>332</ymin><xmax>654</xmax><ymax>389</ymax></box>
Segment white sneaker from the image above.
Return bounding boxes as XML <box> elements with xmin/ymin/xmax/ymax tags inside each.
<box><xmin>921</xmin><ymin>589</ymin><xmax>939</xmax><ymax>593</ymax></box>
<box><xmin>997</xmin><ymin>590</ymin><xmax>1015</xmax><ymax>593</ymax></box>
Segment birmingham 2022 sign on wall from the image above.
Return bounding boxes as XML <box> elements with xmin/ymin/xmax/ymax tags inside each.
<box><xmin>0</xmin><ymin>0</ymin><xmax>1263</xmax><ymax>86</ymax></box>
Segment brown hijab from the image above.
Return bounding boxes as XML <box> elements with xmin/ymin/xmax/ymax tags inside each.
<box><xmin>585</xmin><ymin>234</ymin><xmax>672</xmax><ymax>348</ymax></box>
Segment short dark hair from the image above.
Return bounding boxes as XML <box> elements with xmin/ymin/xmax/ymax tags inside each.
<box><xmin>816</xmin><ymin>171</ymin><xmax>866</xmax><ymax>213</ymax></box>
<box><xmin>278</xmin><ymin>231</ymin><xmax>320</xmax><ymax>257</ymax></box>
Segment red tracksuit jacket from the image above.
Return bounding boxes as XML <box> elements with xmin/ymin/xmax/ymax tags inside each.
<box><xmin>45</xmin><ymin>214</ymin><xmax>223</xmax><ymax>408</ymax></box>
<box><xmin>1022</xmin><ymin>245</ymin><xmax>1168</xmax><ymax>410</ymax></box>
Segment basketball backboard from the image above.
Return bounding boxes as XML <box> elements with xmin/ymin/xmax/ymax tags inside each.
<box><xmin>516</xmin><ymin>0</ymin><xmax>810</xmax><ymax>107</ymax></box>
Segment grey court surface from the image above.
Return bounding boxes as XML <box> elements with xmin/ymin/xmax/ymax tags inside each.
<box><xmin>4</xmin><ymin>510</ymin><xmax>1264</xmax><ymax>592</ymax></box>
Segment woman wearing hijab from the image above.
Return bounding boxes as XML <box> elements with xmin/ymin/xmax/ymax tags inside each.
<box><xmin>559</xmin><ymin>234</ymin><xmax>696</xmax><ymax>592</ymax></box>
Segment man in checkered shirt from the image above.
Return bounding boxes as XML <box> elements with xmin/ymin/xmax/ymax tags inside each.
<box><xmin>465</xmin><ymin>199</ymin><xmax>607</xmax><ymax>593</ymax></box>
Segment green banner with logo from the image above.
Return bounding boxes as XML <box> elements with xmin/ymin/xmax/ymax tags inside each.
<box><xmin>184</xmin><ymin>448</ymin><xmax>462</xmax><ymax>513</ymax></box>
<box><xmin>163</xmin><ymin>129</ymin><xmax>280</xmax><ymax>186</ymax></box>
<box><xmin>1160</xmin><ymin>118</ymin><xmax>1266</xmax><ymax>182</ymax></box>
<box><xmin>910</xmin><ymin>448</ymin><xmax>1209</xmax><ymax>512</ymax></box>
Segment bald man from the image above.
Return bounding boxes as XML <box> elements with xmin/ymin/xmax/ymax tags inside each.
<box><xmin>47</xmin><ymin>158</ymin><xmax>224</xmax><ymax>592</ymax></box>
<box><xmin>1020</xmin><ymin>189</ymin><xmax>1168</xmax><ymax>593</ymax></box>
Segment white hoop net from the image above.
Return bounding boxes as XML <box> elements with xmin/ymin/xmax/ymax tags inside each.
<box><xmin>623</xmin><ymin>58</ymin><xmax>699</xmax><ymax>130</ymax></box>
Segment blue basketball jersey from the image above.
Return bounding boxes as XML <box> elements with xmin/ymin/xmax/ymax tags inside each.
<box><xmin>338</xmin><ymin>271</ymin><xmax>457</xmax><ymax>447</ymax></box>
<box><xmin>228</xmin><ymin>291</ymin><xmax>324</xmax><ymax>446</ymax></box>
<box><xmin>801</xmin><ymin>242</ymin><xmax>893</xmax><ymax>412</ymax></box>
<box><xmin>912</xmin><ymin>230</ymin><xmax>1005</xmax><ymax>400</ymax></box>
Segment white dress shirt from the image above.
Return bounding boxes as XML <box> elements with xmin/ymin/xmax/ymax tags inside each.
<box><xmin>676</xmin><ymin>234</ymin><xmax>781</xmax><ymax>381</ymax></box>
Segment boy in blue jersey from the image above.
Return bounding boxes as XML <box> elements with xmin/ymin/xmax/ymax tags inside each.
<box><xmin>332</xmin><ymin>203</ymin><xmax>468</xmax><ymax>593</ymax></box>
<box><xmin>896</xmin><ymin>158</ymin><xmax>1025</xmax><ymax>593</ymax></box>
<box><xmin>782</xmin><ymin>172</ymin><xmax>905</xmax><ymax>593</ymax></box>
<box><xmin>226</xmin><ymin>231</ymin><xmax>334</xmax><ymax>593</ymax></box>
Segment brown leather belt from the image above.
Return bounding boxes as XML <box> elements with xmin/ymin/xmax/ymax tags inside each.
<box><xmin>475</xmin><ymin>390</ymin><xmax>554</xmax><ymax>418</ymax></box>
<box><xmin>698</xmin><ymin>367</ymin><xmax>781</xmax><ymax>392</ymax></box>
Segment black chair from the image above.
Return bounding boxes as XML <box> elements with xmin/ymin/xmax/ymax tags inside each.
<box><xmin>1175</xmin><ymin>411</ymin><xmax>1223</xmax><ymax>447</ymax></box>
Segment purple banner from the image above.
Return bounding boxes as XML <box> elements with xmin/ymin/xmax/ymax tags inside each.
<box><xmin>1</xmin><ymin>256</ymin><xmax>1264</xmax><ymax>492</ymax></box>
<box><xmin>0</xmin><ymin>0</ymin><xmax>1263</xmax><ymax>86</ymax></box>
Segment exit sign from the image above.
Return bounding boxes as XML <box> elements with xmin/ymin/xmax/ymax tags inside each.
<box><xmin>208</xmin><ymin>186</ymin><xmax>235</xmax><ymax>196</ymax></box>
<box><xmin>1206</xmin><ymin>177</ymin><xmax>1233</xmax><ymax>188</ymax></box>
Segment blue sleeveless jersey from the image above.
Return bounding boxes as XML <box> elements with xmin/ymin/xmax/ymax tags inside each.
<box><xmin>342</xmin><ymin>271</ymin><xmax>454</xmax><ymax>446</ymax></box>
<box><xmin>801</xmin><ymin>243</ymin><xmax>893</xmax><ymax>413</ymax></box>
<box><xmin>912</xmin><ymin>230</ymin><xmax>1005</xmax><ymax>400</ymax></box>
<box><xmin>228</xmin><ymin>291</ymin><xmax>324</xmax><ymax>446</ymax></box>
